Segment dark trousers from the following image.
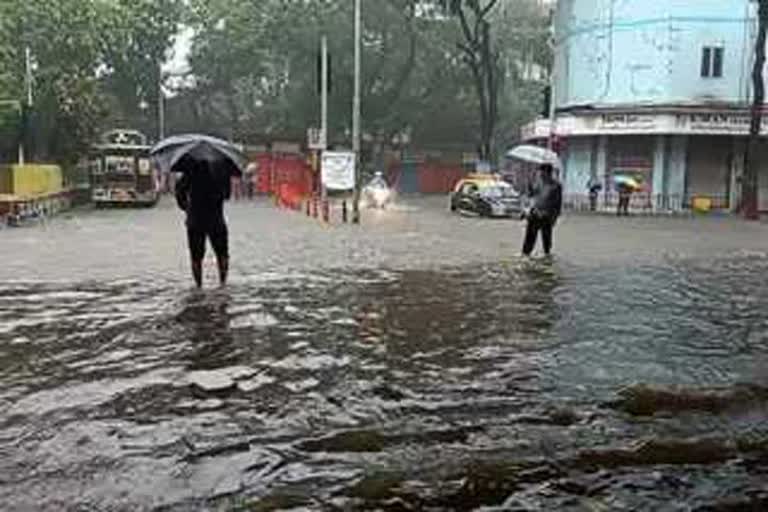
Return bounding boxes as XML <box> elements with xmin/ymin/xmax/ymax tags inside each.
<box><xmin>617</xmin><ymin>194</ymin><xmax>631</xmax><ymax>216</ymax></box>
<box><xmin>522</xmin><ymin>216</ymin><xmax>554</xmax><ymax>256</ymax></box>
<box><xmin>589</xmin><ymin>192</ymin><xmax>599</xmax><ymax>211</ymax></box>
<box><xmin>187</xmin><ymin>221</ymin><xmax>229</xmax><ymax>262</ymax></box>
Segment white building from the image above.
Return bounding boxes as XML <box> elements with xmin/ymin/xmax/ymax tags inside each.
<box><xmin>522</xmin><ymin>0</ymin><xmax>768</xmax><ymax>212</ymax></box>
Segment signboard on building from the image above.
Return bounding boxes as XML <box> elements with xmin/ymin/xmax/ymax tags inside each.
<box><xmin>599</xmin><ymin>113</ymin><xmax>658</xmax><ymax>132</ymax></box>
<box><xmin>528</xmin><ymin>111</ymin><xmax>768</xmax><ymax>139</ymax></box>
<box><xmin>675</xmin><ymin>113</ymin><xmax>766</xmax><ymax>134</ymax></box>
<box><xmin>321</xmin><ymin>151</ymin><xmax>355</xmax><ymax>190</ymax></box>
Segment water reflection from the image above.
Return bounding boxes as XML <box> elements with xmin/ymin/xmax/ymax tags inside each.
<box><xmin>354</xmin><ymin>263</ymin><xmax>562</xmax><ymax>353</ymax></box>
<box><xmin>175</xmin><ymin>291</ymin><xmax>237</xmax><ymax>371</ymax></box>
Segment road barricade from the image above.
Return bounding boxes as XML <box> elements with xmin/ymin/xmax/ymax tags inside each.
<box><xmin>0</xmin><ymin>190</ymin><xmax>72</xmax><ymax>226</ymax></box>
<box><xmin>276</xmin><ymin>183</ymin><xmax>306</xmax><ymax>211</ymax></box>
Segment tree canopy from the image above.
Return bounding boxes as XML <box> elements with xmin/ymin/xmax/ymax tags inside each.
<box><xmin>0</xmin><ymin>0</ymin><xmax>550</xmax><ymax>165</ymax></box>
<box><xmin>177</xmin><ymin>0</ymin><xmax>551</xmax><ymax>160</ymax></box>
<box><xmin>0</xmin><ymin>0</ymin><xmax>182</xmax><ymax>163</ymax></box>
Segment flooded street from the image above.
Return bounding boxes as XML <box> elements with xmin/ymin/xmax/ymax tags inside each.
<box><xmin>2</xmin><ymin>199</ymin><xmax>768</xmax><ymax>511</ymax></box>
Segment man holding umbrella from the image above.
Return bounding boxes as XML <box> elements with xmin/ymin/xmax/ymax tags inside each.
<box><xmin>506</xmin><ymin>145</ymin><xmax>563</xmax><ymax>257</ymax></box>
<box><xmin>522</xmin><ymin>164</ymin><xmax>562</xmax><ymax>257</ymax></box>
<box><xmin>151</xmin><ymin>135</ymin><xmax>245</xmax><ymax>288</ymax></box>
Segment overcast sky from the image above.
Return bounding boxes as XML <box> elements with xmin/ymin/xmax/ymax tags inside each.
<box><xmin>163</xmin><ymin>27</ymin><xmax>194</xmax><ymax>76</ymax></box>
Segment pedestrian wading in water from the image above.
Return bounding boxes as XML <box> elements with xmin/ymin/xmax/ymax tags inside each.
<box><xmin>175</xmin><ymin>160</ymin><xmax>231</xmax><ymax>288</ymax></box>
<box><xmin>522</xmin><ymin>163</ymin><xmax>563</xmax><ymax>257</ymax></box>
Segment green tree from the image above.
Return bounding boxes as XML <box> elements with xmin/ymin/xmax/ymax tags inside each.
<box><xmin>0</xmin><ymin>0</ymin><xmax>181</xmax><ymax>164</ymax></box>
<box><xmin>99</xmin><ymin>0</ymin><xmax>183</xmax><ymax>138</ymax></box>
<box><xmin>183</xmin><ymin>1</ymin><xmax>477</xmax><ymax>147</ymax></box>
<box><xmin>179</xmin><ymin>0</ymin><xmax>551</xmax><ymax>167</ymax></box>
<box><xmin>493</xmin><ymin>0</ymin><xmax>552</xmax><ymax>152</ymax></box>
<box><xmin>0</xmin><ymin>0</ymin><xmax>107</xmax><ymax>162</ymax></box>
<box><xmin>439</xmin><ymin>0</ymin><xmax>504</xmax><ymax>162</ymax></box>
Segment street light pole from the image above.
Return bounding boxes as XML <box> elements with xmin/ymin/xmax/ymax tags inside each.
<box><xmin>158</xmin><ymin>75</ymin><xmax>166</xmax><ymax>141</ymax></box>
<box><xmin>546</xmin><ymin>9</ymin><xmax>557</xmax><ymax>152</ymax></box>
<box><xmin>18</xmin><ymin>46</ymin><xmax>33</xmax><ymax>165</ymax></box>
<box><xmin>25</xmin><ymin>46</ymin><xmax>33</xmax><ymax>107</ymax></box>
<box><xmin>321</xmin><ymin>35</ymin><xmax>329</xmax><ymax>201</ymax></box>
<box><xmin>352</xmin><ymin>0</ymin><xmax>362</xmax><ymax>224</ymax></box>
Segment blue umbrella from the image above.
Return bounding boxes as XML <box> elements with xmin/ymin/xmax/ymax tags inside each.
<box><xmin>150</xmin><ymin>134</ymin><xmax>247</xmax><ymax>178</ymax></box>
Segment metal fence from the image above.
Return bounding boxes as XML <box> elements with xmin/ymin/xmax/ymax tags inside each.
<box><xmin>562</xmin><ymin>193</ymin><xmax>732</xmax><ymax>215</ymax></box>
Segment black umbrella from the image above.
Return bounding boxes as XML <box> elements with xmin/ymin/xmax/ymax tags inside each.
<box><xmin>150</xmin><ymin>134</ymin><xmax>247</xmax><ymax>178</ymax></box>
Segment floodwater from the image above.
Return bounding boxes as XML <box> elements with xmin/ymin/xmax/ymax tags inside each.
<box><xmin>1</xmin><ymin>201</ymin><xmax>768</xmax><ymax>511</ymax></box>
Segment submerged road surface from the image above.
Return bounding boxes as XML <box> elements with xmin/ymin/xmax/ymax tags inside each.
<box><xmin>2</xmin><ymin>198</ymin><xmax>768</xmax><ymax>510</ymax></box>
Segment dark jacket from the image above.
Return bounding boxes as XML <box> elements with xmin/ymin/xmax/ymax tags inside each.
<box><xmin>175</xmin><ymin>168</ymin><xmax>229</xmax><ymax>228</ymax></box>
<box><xmin>531</xmin><ymin>179</ymin><xmax>563</xmax><ymax>222</ymax></box>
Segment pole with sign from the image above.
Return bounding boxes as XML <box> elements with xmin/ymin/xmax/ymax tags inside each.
<box><xmin>321</xmin><ymin>35</ymin><xmax>329</xmax><ymax>201</ymax></box>
<box><xmin>321</xmin><ymin>151</ymin><xmax>356</xmax><ymax>191</ymax></box>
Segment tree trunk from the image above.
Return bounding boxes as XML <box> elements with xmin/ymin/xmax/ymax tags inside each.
<box><xmin>481</xmin><ymin>20</ymin><xmax>497</xmax><ymax>164</ymax></box>
<box><xmin>743</xmin><ymin>0</ymin><xmax>767</xmax><ymax>220</ymax></box>
<box><xmin>453</xmin><ymin>0</ymin><xmax>500</xmax><ymax>165</ymax></box>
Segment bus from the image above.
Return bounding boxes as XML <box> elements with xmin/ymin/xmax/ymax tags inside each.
<box><xmin>86</xmin><ymin>129</ymin><xmax>160</xmax><ymax>207</ymax></box>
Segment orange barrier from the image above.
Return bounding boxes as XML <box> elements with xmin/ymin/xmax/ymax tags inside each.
<box><xmin>276</xmin><ymin>183</ymin><xmax>306</xmax><ymax>210</ymax></box>
<box><xmin>253</xmin><ymin>154</ymin><xmax>314</xmax><ymax>197</ymax></box>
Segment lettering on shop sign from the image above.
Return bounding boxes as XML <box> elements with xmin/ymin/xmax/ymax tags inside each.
<box><xmin>600</xmin><ymin>114</ymin><xmax>657</xmax><ymax>131</ymax></box>
<box><xmin>678</xmin><ymin>113</ymin><xmax>768</xmax><ymax>134</ymax></box>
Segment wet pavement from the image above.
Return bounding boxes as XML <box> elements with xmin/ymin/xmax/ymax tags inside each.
<box><xmin>2</xmin><ymin>198</ymin><xmax>768</xmax><ymax>511</ymax></box>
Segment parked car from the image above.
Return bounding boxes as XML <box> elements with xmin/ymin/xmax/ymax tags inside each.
<box><xmin>449</xmin><ymin>175</ymin><xmax>522</xmax><ymax>218</ymax></box>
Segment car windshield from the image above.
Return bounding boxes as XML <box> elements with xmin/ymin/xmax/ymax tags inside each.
<box><xmin>481</xmin><ymin>183</ymin><xmax>517</xmax><ymax>198</ymax></box>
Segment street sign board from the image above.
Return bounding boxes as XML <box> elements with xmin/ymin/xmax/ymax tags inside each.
<box><xmin>307</xmin><ymin>127</ymin><xmax>326</xmax><ymax>150</ymax></box>
<box><xmin>321</xmin><ymin>151</ymin><xmax>355</xmax><ymax>190</ymax></box>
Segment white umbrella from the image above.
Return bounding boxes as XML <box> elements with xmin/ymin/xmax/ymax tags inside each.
<box><xmin>506</xmin><ymin>145</ymin><xmax>562</xmax><ymax>169</ymax></box>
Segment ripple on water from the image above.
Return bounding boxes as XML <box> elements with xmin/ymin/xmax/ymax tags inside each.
<box><xmin>1</xmin><ymin>256</ymin><xmax>768</xmax><ymax>509</ymax></box>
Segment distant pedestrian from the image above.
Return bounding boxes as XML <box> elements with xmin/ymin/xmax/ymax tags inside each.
<box><xmin>588</xmin><ymin>178</ymin><xmax>602</xmax><ymax>212</ymax></box>
<box><xmin>617</xmin><ymin>183</ymin><xmax>632</xmax><ymax>216</ymax></box>
<box><xmin>522</xmin><ymin>164</ymin><xmax>563</xmax><ymax>257</ymax></box>
<box><xmin>244</xmin><ymin>162</ymin><xmax>257</xmax><ymax>199</ymax></box>
<box><xmin>175</xmin><ymin>160</ymin><xmax>231</xmax><ymax>288</ymax></box>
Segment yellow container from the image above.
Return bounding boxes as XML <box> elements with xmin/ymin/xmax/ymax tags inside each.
<box><xmin>6</xmin><ymin>164</ymin><xmax>63</xmax><ymax>197</ymax></box>
<box><xmin>692</xmin><ymin>196</ymin><xmax>712</xmax><ymax>213</ymax></box>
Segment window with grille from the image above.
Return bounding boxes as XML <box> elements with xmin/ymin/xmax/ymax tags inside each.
<box><xmin>701</xmin><ymin>46</ymin><xmax>724</xmax><ymax>78</ymax></box>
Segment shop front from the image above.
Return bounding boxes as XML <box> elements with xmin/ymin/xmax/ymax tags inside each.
<box><xmin>526</xmin><ymin>108</ymin><xmax>768</xmax><ymax>212</ymax></box>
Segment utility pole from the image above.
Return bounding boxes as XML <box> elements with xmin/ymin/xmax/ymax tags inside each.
<box><xmin>546</xmin><ymin>6</ymin><xmax>557</xmax><ymax>153</ymax></box>
<box><xmin>352</xmin><ymin>0</ymin><xmax>362</xmax><ymax>224</ymax></box>
<box><xmin>321</xmin><ymin>35</ymin><xmax>329</xmax><ymax>201</ymax></box>
<box><xmin>18</xmin><ymin>45</ymin><xmax>33</xmax><ymax>165</ymax></box>
<box><xmin>25</xmin><ymin>46</ymin><xmax>33</xmax><ymax>107</ymax></box>
<box><xmin>743</xmin><ymin>0</ymin><xmax>768</xmax><ymax>220</ymax></box>
<box><xmin>158</xmin><ymin>70</ymin><xmax>166</xmax><ymax>141</ymax></box>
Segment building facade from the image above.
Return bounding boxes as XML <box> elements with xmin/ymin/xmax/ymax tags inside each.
<box><xmin>522</xmin><ymin>0</ymin><xmax>768</xmax><ymax>212</ymax></box>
